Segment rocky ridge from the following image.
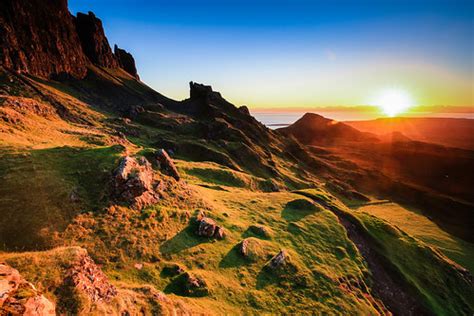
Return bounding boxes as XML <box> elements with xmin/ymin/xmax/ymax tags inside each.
<box><xmin>0</xmin><ymin>0</ymin><xmax>138</xmax><ymax>80</ymax></box>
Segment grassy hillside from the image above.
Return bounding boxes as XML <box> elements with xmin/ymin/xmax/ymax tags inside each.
<box><xmin>1</xmin><ymin>68</ymin><xmax>473</xmax><ymax>315</ymax></box>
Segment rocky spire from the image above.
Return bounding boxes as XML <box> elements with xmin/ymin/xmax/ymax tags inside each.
<box><xmin>74</xmin><ymin>11</ymin><xmax>118</xmax><ymax>68</ymax></box>
<box><xmin>114</xmin><ymin>44</ymin><xmax>139</xmax><ymax>79</ymax></box>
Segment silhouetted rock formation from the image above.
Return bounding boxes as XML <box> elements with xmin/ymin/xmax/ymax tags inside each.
<box><xmin>0</xmin><ymin>0</ymin><xmax>88</xmax><ymax>79</ymax></box>
<box><xmin>74</xmin><ymin>12</ymin><xmax>118</xmax><ymax>68</ymax></box>
<box><xmin>114</xmin><ymin>44</ymin><xmax>139</xmax><ymax>79</ymax></box>
<box><xmin>189</xmin><ymin>81</ymin><xmax>221</xmax><ymax>100</ymax></box>
<box><xmin>278</xmin><ymin>113</ymin><xmax>378</xmax><ymax>145</ymax></box>
<box><xmin>0</xmin><ymin>1</ymin><xmax>141</xmax><ymax>80</ymax></box>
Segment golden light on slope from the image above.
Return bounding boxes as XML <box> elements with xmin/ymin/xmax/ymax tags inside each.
<box><xmin>371</xmin><ymin>89</ymin><xmax>414</xmax><ymax>117</ymax></box>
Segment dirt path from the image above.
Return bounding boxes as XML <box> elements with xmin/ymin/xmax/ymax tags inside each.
<box><xmin>295</xmin><ymin>192</ymin><xmax>431</xmax><ymax>316</ymax></box>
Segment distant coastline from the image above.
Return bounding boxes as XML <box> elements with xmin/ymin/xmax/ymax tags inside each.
<box><xmin>251</xmin><ymin>110</ymin><xmax>474</xmax><ymax>128</ymax></box>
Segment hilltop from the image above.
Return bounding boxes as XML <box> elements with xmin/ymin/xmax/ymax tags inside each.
<box><xmin>1</xmin><ymin>1</ymin><xmax>473</xmax><ymax>315</ymax></box>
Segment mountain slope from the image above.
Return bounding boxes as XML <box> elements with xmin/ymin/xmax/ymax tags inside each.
<box><xmin>0</xmin><ymin>1</ymin><xmax>473</xmax><ymax>315</ymax></box>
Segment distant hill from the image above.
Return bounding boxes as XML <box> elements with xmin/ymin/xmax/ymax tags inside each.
<box><xmin>345</xmin><ymin>117</ymin><xmax>474</xmax><ymax>150</ymax></box>
<box><xmin>277</xmin><ymin>113</ymin><xmax>379</xmax><ymax>145</ymax></box>
<box><xmin>281</xmin><ymin>113</ymin><xmax>474</xmax><ymax>242</ymax></box>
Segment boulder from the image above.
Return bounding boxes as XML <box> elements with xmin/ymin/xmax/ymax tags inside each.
<box><xmin>155</xmin><ymin>149</ymin><xmax>180</xmax><ymax>181</ymax></box>
<box><xmin>268</xmin><ymin>250</ymin><xmax>288</xmax><ymax>270</ymax></box>
<box><xmin>183</xmin><ymin>273</ymin><xmax>209</xmax><ymax>297</ymax></box>
<box><xmin>197</xmin><ymin>217</ymin><xmax>217</xmax><ymax>237</ymax></box>
<box><xmin>239</xmin><ymin>239</ymin><xmax>250</xmax><ymax>257</ymax></box>
<box><xmin>214</xmin><ymin>226</ymin><xmax>226</xmax><ymax>240</ymax></box>
<box><xmin>0</xmin><ymin>263</ymin><xmax>56</xmax><ymax>315</ymax></box>
<box><xmin>113</xmin><ymin>156</ymin><xmax>159</xmax><ymax>210</ymax></box>
<box><xmin>196</xmin><ymin>217</ymin><xmax>226</xmax><ymax>239</ymax></box>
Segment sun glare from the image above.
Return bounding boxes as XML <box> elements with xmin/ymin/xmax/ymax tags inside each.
<box><xmin>371</xmin><ymin>89</ymin><xmax>414</xmax><ymax>117</ymax></box>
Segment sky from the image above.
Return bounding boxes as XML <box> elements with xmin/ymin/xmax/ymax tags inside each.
<box><xmin>68</xmin><ymin>0</ymin><xmax>474</xmax><ymax>110</ymax></box>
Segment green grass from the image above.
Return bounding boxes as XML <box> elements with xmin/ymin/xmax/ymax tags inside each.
<box><xmin>0</xmin><ymin>145</ymin><xmax>122</xmax><ymax>250</ymax></box>
<box><xmin>356</xmin><ymin>202</ymin><xmax>474</xmax><ymax>274</ymax></box>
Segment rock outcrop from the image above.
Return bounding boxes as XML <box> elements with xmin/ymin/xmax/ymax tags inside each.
<box><xmin>155</xmin><ymin>149</ymin><xmax>180</xmax><ymax>181</ymax></box>
<box><xmin>183</xmin><ymin>273</ymin><xmax>209</xmax><ymax>297</ymax></box>
<box><xmin>0</xmin><ymin>1</ymin><xmax>141</xmax><ymax>80</ymax></box>
<box><xmin>113</xmin><ymin>156</ymin><xmax>160</xmax><ymax>210</ymax></box>
<box><xmin>0</xmin><ymin>0</ymin><xmax>88</xmax><ymax>79</ymax></box>
<box><xmin>196</xmin><ymin>217</ymin><xmax>226</xmax><ymax>239</ymax></box>
<box><xmin>268</xmin><ymin>250</ymin><xmax>288</xmax><ymax>270</ymax></box>
<box><xmin>63</xmin><ymin>253</ymin><xmax>117</xmax><ymax>303</ymax></box>
<box><xmin>114</xmin><ymin>45</ymin><xmax>139</xmax><ymax>79</ymax></box>
<box><xmin>74</xmin><ymin>12</ymin><xmax>118</xmax><ymax>68</ymax></box>
<box><xmin>0</xmin><ymin>263</ymin><xmax>56</xmax><ymax>315</ymax></box>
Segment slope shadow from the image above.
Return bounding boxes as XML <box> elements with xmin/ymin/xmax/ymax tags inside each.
<box><xmin>219</xmin><ymin>244</ymin><xmax>248</xmax><ymax>268</ymax></box>
<box><xmin>159</xmin><ymin>225</ymin><xmax>208</xmax><ymax>255</ymax></box>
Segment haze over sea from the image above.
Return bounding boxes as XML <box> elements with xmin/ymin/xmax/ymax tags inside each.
<box><xmin>252</xmin><ymin>110</ymin><xmax>474</xmax><ymax>128</ymax></box>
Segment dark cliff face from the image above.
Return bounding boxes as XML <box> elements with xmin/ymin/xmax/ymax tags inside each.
<box><xmin>114</xmin><ymin>45</ymin><xmax>139</xmax><ymax>79</ymax></box>
<box><xmin>74</xmin><ymin>11</ymin><xmax>118</xmax><ymax>68</ymax></box>
<box><xmin>0</xmin><ymin>0</ymin><xmax>140</xmax><ymax>80</ymax></box>
<box><xmin>0</xmin><ymin>0</ymin><xmax>88</xmax><ymax>79</ymax></box>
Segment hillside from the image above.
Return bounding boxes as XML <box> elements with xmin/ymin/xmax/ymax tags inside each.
<box><xmin>1</xmin><ymin>1</ymin><xmax>473</xmax><ymax>315</ymax></box>
<box><xmin>346</xmin><ymin>117</ymin><xmax>474</xmax><ymax>150</ymax></box>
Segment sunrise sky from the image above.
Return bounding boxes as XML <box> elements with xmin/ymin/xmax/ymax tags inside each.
<box><xmin>68</xmin><ymin>0</ymin><xmax>474</xmax><ymax>110</ymax></box>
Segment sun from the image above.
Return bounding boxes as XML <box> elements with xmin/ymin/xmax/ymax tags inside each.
<box><xmin>371</xmin><ymin>89</ymin><xmax>414</xmax><ymax>117</ymax></box>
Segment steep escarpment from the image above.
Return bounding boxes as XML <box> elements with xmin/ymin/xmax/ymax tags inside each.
<box><xmin>114</xmin><ymin>45</ymin><xmax>139</xmax><ymax>79</ymax></box>
<box><xmin>0</xmin><ymin>0</ymin><xmax>88</xmax><ymax>79</ymax></box>
<box><xmin>74</xmin><ymin>11</ymin><xmax>118</xmax><ymax>69</ymax></box>
<box><xmin>0</xmin><ymin>0</ymin><xmax>137</xmax><ymax>80</ymax></box>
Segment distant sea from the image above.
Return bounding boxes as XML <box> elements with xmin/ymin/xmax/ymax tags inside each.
<box><xmin>250</xmin><ymin>110</ymin><xmax>474</xmax><ymax>128</ymax></box>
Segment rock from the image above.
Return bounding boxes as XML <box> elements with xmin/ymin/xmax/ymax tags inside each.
<box><xmin>238</xmin><ymin>105</ymin><xmax>251</xmax><ymax>116</ymax></box>
<box><xmin>183</xmin><ymin>273</ymin><xmax>208</xmax><ymax>297</ymax></box>
<box><xmin>75</xmin><ymin>11</ymin><xmax>118</xmax><ymax>68</ymax></box>
<box><xmin>124</xmin><ymin>105</ymin><xmax>145</xmax><ymax>120</ymax></box>
<box><xmin>63</xmin><ymin>253</ymin><xmax>117</xmax><ymax>303</ymax></box>
<box><xmin>196</xmin><ymin>217</ymin><xmax>226</xmax><ymax>239</ymax></box>
<box><xmin>134</xmin><ymin>263</ymin><xmax>143</xmax><ymax>270</ymax></box>
<box><xmin>0</xmin><ymin>0</ymin><xmax>88</xmax><ymax>79</ymax></box>
<box><xmin>268</xmin><ymin>250</ymin><xmax>288</xmax><ymax>270</ymax></box>
<box><xmin>248</xmin><ymin>224</ymin><xmax>272</xmax><ymax>239</ymax></box>
<box><xmin>114</xmin><ymin>45</ymin><xmax>139</xmax><ymax>79</ymax></box>
<box><xmin>0</xmin><ymin>263</ymin><xmax>56</xmax><ymax>315</ymax></box>
<box><xmin>155</xmin><ymin>149</ymin><xmax>180</xmax><ymax>181</ymax></box>
<box><xmin>189</xmin><ymin>81</ymin><xmax>213</xmax><ymax>99</ymax></box>
<box><xmin>197</xmin><ymin>217</ymin><xmax>217</xmax><ymax>238</ymax></box>
<box><xmin>214</xmin><ymin>226</ymin><xmax>226</xmax><ymax>240</ymax></box>
<box><xmin>113</xmin><ymin>156</ymin><xmax>159</xmax><ymax>210</ymax></box>
<box><xmin>239</xmin><ymin>239</ymin><xmax>249</xmax><ymax>257</ymax></box>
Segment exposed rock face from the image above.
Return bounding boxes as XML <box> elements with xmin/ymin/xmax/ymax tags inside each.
<box><xmin>113</xmin><ymin>156</ymin><xmax>160</xmax><ymax>210</ymax></box>
<box><xmin>75</xmin><ymin>12</ymin><xmax>118</xmax><ymax>68</ymax></box>
<box><xmin>0</xmin><ymin>0</ymin><xmax>88</xmax><ymax>79</ymax></box>
<box><xmin>0</xmin><ymin>263</ymin><xmax>56</xmax><ymax>315</ymax></box>
<box><xmin>155</xmin><ymin>149</ymin><xmax>180</xmax><ymax>181</ymax></box>
<box><xmin>114</xmin><ymin>45</ymin><xmax>139</xmax><ymax>79</ymax></box>
<box><xmin>239</xmin><ymin>239</ymin><xmax>250</xmax><ymax>257</ymax></box>
<box><xmin>64</xmin><ymin>253</ymin><xmax>117</xmax><ymax>303</ymax></box>
<box><xmin>196</xmin><ymin>217</ymin><xmax>226</xmax><ymax>239</ymax></box>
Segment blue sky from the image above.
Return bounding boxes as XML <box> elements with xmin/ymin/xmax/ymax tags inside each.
<box><xmin>69</xmin><ymin>0</ymin><xmax>473</xmax><ymax>108</ymax></box>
